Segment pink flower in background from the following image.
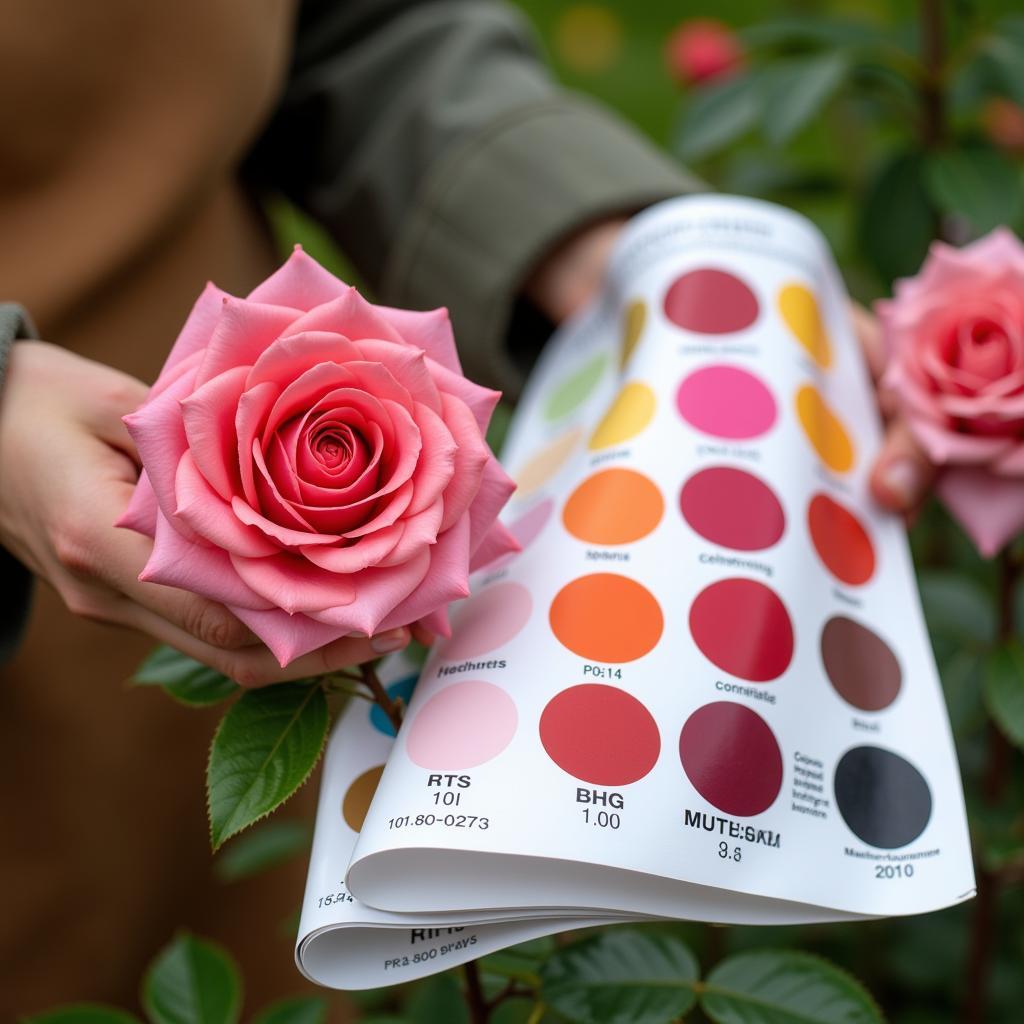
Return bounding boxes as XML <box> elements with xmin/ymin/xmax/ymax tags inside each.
<box><xmin>878</xmin><ymin>228</ymin><xmax>1024</xmax><ymax>556</ymax></box>
<box><xmin>665</xmin><ymin>19</ymin><xmax>744</xmax><ymax>88</ymax></box>
<box><xmin>119</xmin><ymin>249</ymin><xmax>518</xmax><ymax>666</ymax></box>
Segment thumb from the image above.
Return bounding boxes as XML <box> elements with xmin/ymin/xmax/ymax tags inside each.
<box><xmin>870</xmin><ymin>418</ymin><xmax>936</xmax><ymax>513</ymax></box>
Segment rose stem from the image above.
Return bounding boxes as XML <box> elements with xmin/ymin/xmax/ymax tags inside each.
<box><xmin>463</xmin><ymin>959</ymin><xmax>489</xmax><ymax>1024</ymax></box>
<box><xmin>360</xmin><ymin>661</ymin><xmax>404</xmax><ymax>734</ymax></box>
<box><xmin>918</xmin><ymin>0</ymin><xmax>947</xmax><ymax>151</ymax></box>
<box><xmin>963</xmin><ymin>548</ymin><xmax>1019</xmax><ymax>1024</ymax></box>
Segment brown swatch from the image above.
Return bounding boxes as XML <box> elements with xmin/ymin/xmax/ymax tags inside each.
<box><xmin>342</xmin><ymin>764</ymin><xmax>385</xmax><ymax>832</ymax></box>
<box><xmin>821</xmin><ymin>616</ymin><xmax>901</xmax><ymax>712</ymax></box>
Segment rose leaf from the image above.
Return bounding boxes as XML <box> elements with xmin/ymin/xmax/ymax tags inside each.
<box><xmin>142</xmin><ymin>932</ymin><xmax>242</xmax><ymax>1024</ymax></box>
<box><xmin>133</xmin><ymin>646</ymin><xmax>240</xmax><ymax>707</ymax></box>
<box><xmin>206</xmin><ymin>681</ymin><xmax>328</xmax><ymax>850</ymax></box>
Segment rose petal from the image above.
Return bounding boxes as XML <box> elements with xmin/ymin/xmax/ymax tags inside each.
<box><xmin>174</xmin><ymin>452</ymin><xmax>279</xmax><ymax>557</ymax></box>
<box><xmin>231</xmin><ymin>605</ymin><xmax>347</xmax><ymax>668</ymax></box>
<box><xmin>232</xmin><ymin>492</ymin><xmax>340</xmax><ymax>547</ymax></box>
<box><xmin>236</xmin><ymin>381</ymin><xmax>280</xmax><ymax>508</ymax></box>
<box><xmin>229</xmin><ymin>550</ymin><xmax>358</xmax><ymax>615</ymax></box>
<box><xmin>374</xmin><ymin>516</ymin><xmax>472</xmax><ymax>632</ymax></box>
<box><xmin>116</xmin><ymin>471</ymin><xmax>159</xmax><ymax>538</ymax></box>
<box><xmin>300</xmin><ymin>523</ymin><xmax>405</xmax><ymax>573</ymax></box>
<box><xmin>180</xmin><ymin>365</ymin><xmax>249</xmax><ymax>500</ymax></box>
<box><xmin>351</xmin><ymin>340</ymin><xmax>441</xmax><ymax>413</ymax></box>
<box><xmin>470</xmin><ymin>521</ymin><xmax>521</xmax><ymax>573</ymax></box>
<box><xmin>427</xmin><ymin>357</ymin><xmax>502</xmax><ymax>433</ymax></box>
<box><xmin>195</xmin><ymin>299</ymin><xmax>302</xmax><ymax>387</ymax></box>
<box><xmin>306</xmin><ymin>548</ymin><xmax>433</xmax><ymax>635</ymax></box>
<box><xmin>123</xmin><ymin>364</ymin><xmax>200</xmax><ymax>540</ymax></box>
<box><xmin>907</xmin><ymin>416</ymin><xmax>1015</xmax><ymax>465</ymax></box>
<box><xmin>937</xmin><ymin>467</ymin><xmax>1024</xmax><ymax>557</ymax></box>
<box><xmin>140</xmin><ymin>511</ymin><xmax>274</xmax><ymax>610</ymax></box>
<box><xmin>993</xmin><ymin>443</ymin><xmax>1024</xmax><ymax>475</ymax></box>
<box><xmin>245</xmin><ymin>330</ymin><xmax>363</xmax><ymax>391</ymax></box>
<box><xmin>405</xmin><ymin>401</ymin><xmax>457</xmax><ymax>517</ymax></box>
<box><xmin>377</xmin><ymin>497</ymin><xmax>445</xmax><ymax>567</ymax></box>
<box><xmin>417</xmin><ymin>605</ymin><xmax>452</xmax><ymax>639</ymax></box>
<box><xmin>437</xmin><ymin>392</ymin><xmax>491</xmax><ymax>531</ymax></box>
<box><xmin>157</xmin><ymin>282</ymin><xmax>231</xmax><ymax>382</ymax></box>
<box><xmin>285</xmin><ymin>287</ymin><xmax>405</xmax><ymax>346</ymax></box>
<box><xmin>467</xmin><ymin>457</ymin><xmax>519</xmax><ymax>563</ymax></box>
<box><xmin>373</xmin><ymin>305</ymin><xmax>462</xmax><ymax>374</ymax></box>
<box><xmin>246</xmin><ymin>246</ymin><xmax>349</xmax><ymax>311</ymax></box>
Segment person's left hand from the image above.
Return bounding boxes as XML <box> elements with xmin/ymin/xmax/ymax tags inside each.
<box><xmin>525</xmin><ymin>216</ymin><xmax>935</xmax><ymax>518</ymax></box>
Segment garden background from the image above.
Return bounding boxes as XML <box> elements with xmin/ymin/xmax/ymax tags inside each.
<box><xmin>35</xmin><ymin>2</ymin><xmax>1024</xmax><ymax>1023</ymax></box>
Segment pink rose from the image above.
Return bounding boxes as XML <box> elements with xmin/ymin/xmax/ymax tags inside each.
<box><xmin>878</xmin><ymin>227</ymin><xmax>1024</xmax><ymax>556</ymax></box>
<box><xmin>119</xmin><ymin>249</ymin><xmax>518</xmax><ymax>666</ymax></box>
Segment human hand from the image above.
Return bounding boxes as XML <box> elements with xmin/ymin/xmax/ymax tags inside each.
<box><xmin>0</xmin><ymin>342</ymin><xmax>409</xmax><ymax>685</ymax></box>
<box><xmin>850</xmin><ymin>305</ymin><xmax>935</xmax><ymax>516</ymax></box>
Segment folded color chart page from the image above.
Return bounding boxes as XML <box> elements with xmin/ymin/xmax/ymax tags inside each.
<box><xmin>296</xmin><ymin>194</ymin><xmax>975</xmax><ymax>988</ymax></box>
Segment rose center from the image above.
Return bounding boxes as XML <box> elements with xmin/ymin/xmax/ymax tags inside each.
<box><xmin>311</xmin><ymin>424</ymin><xmax>357</xmax><ymax>469</ymax></box>
<box><xmin>952</xmin><ymin>317</ymin><xmax>1013</xmax><ymax>382</ymax></box>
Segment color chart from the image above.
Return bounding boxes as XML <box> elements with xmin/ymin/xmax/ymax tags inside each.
<box><xmin>295</xmin><ymin>195</ymin><xmax>975</xmax><ymax>989</ymax></box>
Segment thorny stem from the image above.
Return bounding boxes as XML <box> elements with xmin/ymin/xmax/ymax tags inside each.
<box><xmin>963</xmin><ymin>549</ymin><xmax>1020</xmax><ymax>1024</ymax></box>
<box><xmin>360</xmin><ymin>660</ymin><xmax>404</xmax><ymax>734</ymax></box>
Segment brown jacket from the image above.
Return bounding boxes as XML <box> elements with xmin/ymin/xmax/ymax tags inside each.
<box><xmin>0</xmin><ymin>0</ymin><xmax>692</xmax><ymax>1015</ymax></box>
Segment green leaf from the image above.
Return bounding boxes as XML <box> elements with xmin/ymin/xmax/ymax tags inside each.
<box><xmin>980</xmin><ymin>36</ymin><xmax>1024</xmax><ymax>107</ymax></box>
<box><xmin>925</xmin><ymin>148</ymin><xmax>1023</xmax><ymax>235</ymax></box>
<box><xmin>675</xmin><ymin>73</ymin><xmax>766</xmax><ymax>161</ymax></box>
<box><xmin>741</xmin><ymin>15</ymin><xmax>890</xmax><ymax>50</ymax></box>
<box><xmin>206</xmin><ymin>682</ymin><xmax>328</xmax><ymax>850</ymax></box>
<box><xmin>541</xmin><ymin>929</ymin><xmax>699</xmax><ymax>1024</ymax></box>
<box><xmin>405</xmin><ymin>973</ymin><xmax>470</xmax><ymax>1024</ymax></box>
<box><xmin>859</xmin><ymin>152</ymin><xmax>936</xmax><ymax>283</ymax></box>
<box><xmin>22</xmin><ymin>1006</ymin><xmax>141</xmax><ymax>1024</ymax></box>
<box><xmin>984</xmin><ymin>644</ymin><xmax>1024</xmax><ymax>748</ymax></box>
<box><xmin>701</xmin><ymin>950</ymin><xmax>882</xmax><ymax>1024</ymax></box>
<box><xmin>134</xmin><ymin>647</ymin><xmax>239</xmax><ymax>707</ymax></box>
<box><xmin>214</xmin><ymin>819</ymin><xmax>311</xmax><ymax>882</ymax></box>
<box><xmin>761</xmin><ymin>53</ymin><xmax>850</xmax><ymax>146</ymax></box>
<box><xmin>918</xmin><ymin>571</ymin><xmax>996</xmax><ymax>653</ymax></box>
<box><xmin>250</xmin><ymin>996</ymin><xmax>327</xmax><ymax>1024</ymax></box>
<box><xmin>141</xmin><ymin>933</ymin><xmax>242</xmax><ymax>1024</ymax></box>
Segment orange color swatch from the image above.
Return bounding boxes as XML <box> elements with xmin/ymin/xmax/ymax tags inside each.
<box><xmin>562</xmin><ymin>468</ymin><xmax>664</xmax><ymax>545</ymax></box>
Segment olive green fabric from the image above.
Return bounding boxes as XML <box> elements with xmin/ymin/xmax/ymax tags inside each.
<box><xmin>246</xmin><ymin>0</ymin><xmax>700</xmax><ymax>395</ymax></box>
<box><xmin>0</xmin><ymin>304</ymin><xmax>35</xmax><ymax>665</ymax></box>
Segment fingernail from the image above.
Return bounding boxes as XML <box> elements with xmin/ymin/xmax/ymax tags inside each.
<box><xmin>371</xmin><ymin>628</ymin><xmax>409</xmax><ymax>654</ymax></box>
<box><xmin>880</xmin><ymin>457</ymin><xmax>923</xmax><ymax>506</ymax></box>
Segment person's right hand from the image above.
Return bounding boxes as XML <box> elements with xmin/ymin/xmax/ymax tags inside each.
<box><xmin>0</xmin><ymin>341</ymin><xmax>410</xmax><ymax>685</ymax></box>
<box><xmin>851</xmin><ymin>305</ymin><xmax>936</xmax><ymax>516</ymax></box>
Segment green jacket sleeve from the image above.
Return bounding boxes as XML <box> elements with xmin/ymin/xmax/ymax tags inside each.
<box><xmin>245</xmin><ymin>0</ymin><xmax>701</xmax><ymax>395</ymax></box>
<box><xmin>0</xmin><ymin>303</ymin><xmax>37</xmax><ymax>664</ymax></box>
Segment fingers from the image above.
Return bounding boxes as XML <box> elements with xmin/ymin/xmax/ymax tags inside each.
<box><xmin>850</xmin><ymin>302</ymin><xmax>886</xmax><ymax>381</ymax></box>
<box><xmin>119</xmin><ymin>604</ymin><xmax>409</xmax><ymax>687</ymax></box>
<box><xmin>869</xmin><ymin>419</ymin><xmax>935</xmax><ymax>514</ymax></box>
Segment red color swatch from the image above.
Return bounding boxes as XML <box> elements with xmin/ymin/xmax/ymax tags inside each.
<box><xmin>679</xmin><ymin>701</ymin><xmax>783</xmax><ymax>816</ymax></box>
<box><xmin>679</xmin><ymin>466</ymin><xmax>785</xmax><ymax>551</ymax></box>
<box><xmin>663</xmin><ymin>268</ymin><xmax>759</xmax><ymax>334</ymax></box>
<box><xmin>807</xmin><ymin>494</ymin><xmax>875</xmax><ymax>586</ymax></box>
<box><xmin>540</xmin><ymin>684</ymin><xmax>661</xmax><ymax>786</ymax></box>
<box><xmin>689</xmin><ymin>578</ymin><xmax>794</xmax><ymax>682</ymax></box>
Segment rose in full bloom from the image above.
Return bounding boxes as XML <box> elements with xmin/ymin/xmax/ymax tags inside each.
<box><xmin>119</xmin><ymin>249</ymin><xmax>518</xmax><ymax>665</ymax></box>
<box><xmin>665</xmin><ymin>19</ymin><xmax>744</xmax><ymax>88</ymax></box>
<box><xmin>878</xmin><ymin>227</ymin><xmax>1024</xmax><ymax>555</ymax></box>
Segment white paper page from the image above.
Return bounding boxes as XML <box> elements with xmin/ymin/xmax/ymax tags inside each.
<box><xmin>348</xmin><ymin>195</ymin><xmax>975</xmax><ymax>921</ymax></box>
<box><xmin>294</xmin><ymin>656</ymin><xmax>623</xmax><ymax>990</ymax></box>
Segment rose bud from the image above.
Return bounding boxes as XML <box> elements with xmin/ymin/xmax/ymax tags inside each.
<box><xmin>665</xmin><ymin>18</ymin><xmax>745</xmax><ymax>88</ymax></box>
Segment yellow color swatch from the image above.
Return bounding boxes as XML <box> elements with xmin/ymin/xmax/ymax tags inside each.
<box><xmin>514</xmin><ymin>427</ymin><xmax>583</xmax><ymax>499</ymax></box>
<box><xmin>780</xmin><ymin>284</ymin><xmax>832</xmax><ymax>369</ymax></box>
<box><xmin>796</xmin><ymin>385</ymin><xmax>854</xmax><ymax>473</ymax></box>
<box><xmin>589</xmin><ymin>382</ymin><xmax>656</xmax><ymax>451</ymax></box>
<box><xmin>621</xmin><ymin>299</ymin><xmax>647</xmax><ymax>369</ymax></box>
